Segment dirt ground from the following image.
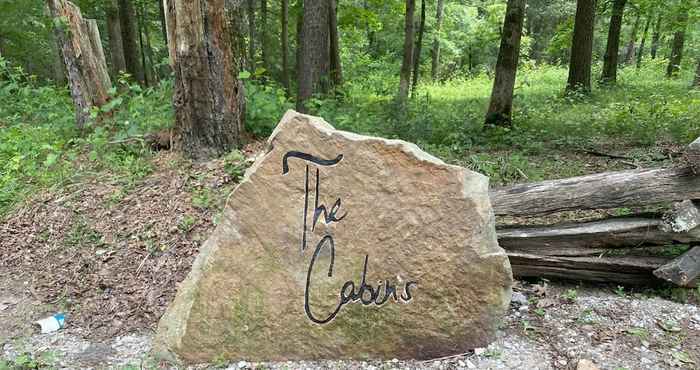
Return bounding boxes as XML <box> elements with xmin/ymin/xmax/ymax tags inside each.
<box><xmin>1</xmin><ymin>146</ymin><xmax>699</xmax><ymax>369</ymax></box>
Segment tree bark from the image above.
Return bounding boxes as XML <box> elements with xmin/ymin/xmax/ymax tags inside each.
<box><xmin>397</xmin><ymin>0</ymin><xmax>416</xmax><ymax>103</ymax></box>
<box><xmin>137</xmin><ymin>6</ymin><xmax>151</xmax><ymax>86</ymax></box>
<box><xmin>106</xmin><ymin>0</ymin><xmax>127</xmax><ymax>77</ymax></box>
<box><xmin>430</xmin><ymin>0</ymin><xmax>444</xmax><ymax>81</ymax></box>
<box><xmin>329</xmin><ymin>0</ymin><xmax>342</xmax><ymax>87</ymax></box>
<box><xmin>165</xmin><ymin>0</ymin><xmax>245</xmax><ymax>159</ymax></box>
<box><xmin>47</xmin><ymin>0</ymin><xmax>112</xmax><ymax>129</ymax></box>
<box><xmin>623</xmin><ymin>10</ymin><xmax>641</xmax><ymax>64</ymax></box>
<box><xmin>411</xmin><ymin>0</ymin><xmax>426</xmax><ymax>92</ymax></box>
<box><xmin>158</xmin><ymin>0</ymin><xmax>168</xmax><ymax>46</ymax></box>
<box><xmin>636</xmin><ymin>14</ymin><xmax>652</xmax><ymax>68</ymax></box>
<box><xmin>654</xmin><ymin>247</ymin><xmax>700</xmax><ymax>287</ymax></box>
<box><xmin>281</xmin><ymin>0</ymin><xmax>291</xmax><ymax>92</ymax></box>
<box><xmin>484</xmin><ymin>0</ymin><xmax>526</xmax><ymax>127</ymax></box>
<box><xmin>599</xmin><ymin>0</ymin><xmax>625</xmax><ymax>84</ymax></box>
<box><xmin>566</xmin><ymin>0</ymin><xmax>596</xmax><ymax>93</ymax></box>
<box><xmin>694</xmin><ymin>58</ymin><xmax>700</xmax><ymax>88</ymax></box>
<box><xmin>666</xmin><ymin>11</ymin><xmax>688</xmax><ymax>78</ymax></box>
<box><xmin>247</xmin><ymin>0</ymin><xmax>256</xmax><ymax>68</ymax></box>
<box><xmin>118</xmin><ymin>0</ymin><xmax>145</xmax><ymax>84</ymax></box>
<box><xmin>51</xmin><ymin>32</ymin><xmax>67</xmax><ymax>85</ymax></box>
<box><xmin>296</xmin><ymin>0</ymin><xmax>329</xmax><ymax>112</ymax></box>
<box><xmin>650</xmin><ymin>14</ymin><xmax>662</xmax><ymax>59</ymax></box>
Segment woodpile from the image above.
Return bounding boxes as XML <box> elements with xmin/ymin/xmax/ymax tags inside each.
<box><xmin>491</xmin><ymin>137</ymin><xmax>700</xmax><ymax>288</ymax></box>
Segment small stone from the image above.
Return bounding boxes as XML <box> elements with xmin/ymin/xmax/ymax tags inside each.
<box><xmin>237</xmin><ymin>361</ymin><xmax>248</xmax><ymax>369</ymax></box>
<box><xmin>458</xmin><ymin>360</ymin><xmax>466</xmax><ymax>367</ymax></box>
<box><xmin>465</xmin><ymin>359</ymin><xmax>477</xmax><ymax>369</ymax></box>
<box><xmin>511</xmin><ymin>292</ymin><xmax>528</xmax><ymax>306</ymax></box>
<box><xmin>576</xmin><ymin>359</ymin><xmax>600</xmax><ymax>370</ymax></box>
<box><xmin>474</xmin><ymin>348</ymin><xmax>487</xmax><ymax>356</ymax></box>
<box><xmin>518</xmin><ymin>305</ymin><xmax>529</xmax><ymax>312</ymax></box>
<box><xmin>391</xmin><ymin>358</ymin><xmax>399</xmax><ymax>363</ymax></box>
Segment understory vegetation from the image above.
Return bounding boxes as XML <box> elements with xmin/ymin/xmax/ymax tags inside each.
<box><xmin>1</xmin><ymin>55</ymin><xmax>698</xmax><ymax>216</ymax></box>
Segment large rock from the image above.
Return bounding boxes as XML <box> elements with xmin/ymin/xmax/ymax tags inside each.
<box><xmin>154</xmin><ymin>111</ymin><xmax>512</xmax><ymax>364</ymax></box>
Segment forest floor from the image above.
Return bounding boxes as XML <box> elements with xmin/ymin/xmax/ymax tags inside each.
<box><xmin>1</xmin><ymin>142</ymin><xmax>699</xmax><ymax>369</ymax></box>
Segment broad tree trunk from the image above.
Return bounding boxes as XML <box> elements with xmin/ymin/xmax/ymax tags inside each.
<box><xmin>118</xmin><ymin>0</ymin><xmax>145</xmax><ymax>84</ymax></box>
<box><xmin>484</xmin><ymin>0</ymin><xmax>526</xmax><ymax>127</ymax></box>
<box><xmin>47</xmin><ymin>0</ymin><xmax>112</xmax><ymax>128</ymax></box>
<box><xmin>397</xmin><ymin>0</ymin><xmax>416</xmax><ymax>103</ymax></box>
<box><xmin>566</xmin><ymin>0</ymin><xmax>596</xmax><ymax>93</ymax></box>
<box><xmin>328</xmin><ymin>0</ymin><xmax>342</xmax><ymax>87</ymax></box>
<box><xmin>411</xmin><ymin>0</ymin><xmax>426</xmax><ymax>92</ymax></box>
<box><xmin>106</xmin><ymin>0</ymin><xmax>127</xmax><ymax>77</ymax></box>
<box><xmin>281</xmin><ymin>0</ymin><xmax>291</xmax><ymax>92</ymax></box>
<box><xmin>260</xmin><ymin>0</ymin><xmax>269</xmax><ymax>73</ymax></box>
<box><xmin>650</xmin><ymin>14</ymin><xmax>662</xmax><ymax>59</ymax></box>
<box><xmin>165</xmin><ymin>0</ymin><xmax>245</xmax><ymax>159</ymax></box>
<box><xmin>296</xmin><ymin>0</ymin><xmax>329</xmax><ymax>112</ymax></box>
<box><xmin>430</xmin><ymin>0</ymin><xmax>444</xmax><ymax>81</ymax></box>
<box><xmin>666</xmin><ymin>11</ymin><xmax>688</xmax><ymax>78</ymax></box>
<box><xmin>247</xmin><ymin>0</ymin><xmax>256</xmax><ymax>68</ymax></box>
<box><xmin>623</xmin><ymin>10</ymin><xmax>641</xmax><ymax>64</ymax></box>
<box><xmin>599</xmin><ymin>0</ymin><xmax>625</xmax><ymax>84</ymax></box>
<box><xmin>636</xmin><ymin>15</ymin><xmax>651</xmax><ymax>68</ymax></box>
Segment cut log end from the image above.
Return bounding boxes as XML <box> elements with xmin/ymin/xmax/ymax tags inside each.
<box><xmin>653</xmin><ymin>246</ymin><xmax>700</xmax><ymax>287</ymax></box>
<box><xmin>688</xmin><ymin>137</ymin><xmax>700</xmax><ymax>173</ymax></box>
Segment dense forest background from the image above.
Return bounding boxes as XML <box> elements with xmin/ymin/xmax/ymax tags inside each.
<box><xmin>0</xmin><ymin>0</ymin><xmax>699</xmax><ymax>215</ymax></box>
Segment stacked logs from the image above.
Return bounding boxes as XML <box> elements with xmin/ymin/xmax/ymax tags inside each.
<box><xmin>491</xmin><ymin>137</ymin><xmax>700</xmax><ymax>287</ymax></box>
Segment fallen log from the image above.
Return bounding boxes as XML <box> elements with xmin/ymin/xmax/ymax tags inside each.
<box><xmin>490</xmin><ymin>166</ymin><xmax>700</xmax><ymax>216</ymax></box>
<box><xmin>498</xmin><ymin>215</ymin><xmax>700</xmax><ymax>257</ymax></box>
<box><xmin>653</xmin><ymin>247</ymin><xmax>700</xmax><ymax>287</ymax></box>
<box><xmin>508</xmin><ymin>252</ymin><xmax>668</xmax><ymax>285</ymax></box>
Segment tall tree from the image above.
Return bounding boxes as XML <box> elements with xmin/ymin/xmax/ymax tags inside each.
<box><xmin>623</xmin><ymin>9</ymin><xmax>641</xmax><ymax>64</ymax></box>
<box><xmin>164</xmin><ymin>0</ymin><xmax>245</xmax><ymax>159</ymax></box>
<box><xmin>411</xmin><ymin>0</ymin><xmax>426</xmax><ymax>91</ymax></box>
<box><xmin>329</xmin><ymin>0</ymin><xmax>342</xmax><ymax>87</ymax></box>
<box><xmin>599</xmin><ymin>0</ymin><xmax>626</xmax><ymax>84</ymax></box>
<box><xmin>666</xmin><ymin>11</ymin><xmax>688</xmax><ymax>78</ymax></box>
<box><xmin>137</xmin><ymin>5</ymin><xmax>151</xmax><ymax>86</ymax></box>
<box><xmin>650</xmin><ymin>14</ymin><xmax>662</xmax><ymax>59</ymax></box>
<box><xmin>106</xmin><ymin>0</ymin><xmax>126</xmax><ymax>77</ymax></box>
<box><xmin>296</xmin><ymin>0</ymin><xmax>329</xmax><ymax>112</ymax></box>
<box><xmin>430</xmin><ymin>0</ymin><xmax>444</xmax><ymax>81</ymax></box>
<box><xmin>281</xmin><ymin>0</ymin><xmax>291</xmax><ymax>92</ymax></box>
<box><xmin>484</xmin><ymin>0</ymin><xmax>526</xmax><ymax>127</ymax></box>
<box><xmin>248</xmin><ymin>0</ymin><xmax>256</xmax><ymax>67</ymax></box>
<box><xmin>397</xmin><ymin>0</ymin><xmax>416</xmax><ymax>103</ymax></box>
<box><xmin>118</xmin><ymin>0</ymin><xmax>145</xmax><ymax>83</ymax></box>
<box><xmin>694</xmin><ymin>58</ymin><xmax>700</xmax><ymax>88</ymax></box>
<box><xmin>636</xmin><ymin>14</ymin><xmax>652</xmax><ymax>68</ymax></box>
<box><xmin>566</xmin><ymin>0</ymin><xmax>596</xmax><ymax>93</ymax></box>
<box><xmin>158</xmin><ymin>0</ymin><xmax>168</xmax><ymax>47</ymax></box>
<box><xmin>261</xmin><ymin>0</ymin><xmax>270</xmax><ymax>73</ymax></box>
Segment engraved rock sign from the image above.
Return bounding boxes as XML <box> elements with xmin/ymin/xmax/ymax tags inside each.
<box><xmin>154</xmin><ymin>111</ymin><xmax>513</xmax><ymax>364</ymax></box>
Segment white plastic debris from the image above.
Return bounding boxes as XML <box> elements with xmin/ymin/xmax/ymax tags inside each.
<box><xmin>35</xmin><ymin>313</ymin><xmax>65</xmax><ymax>334</ymax></box>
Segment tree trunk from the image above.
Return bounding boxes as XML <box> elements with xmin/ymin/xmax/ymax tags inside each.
<box><xmin>636</xmin><ymin>14</ymin><xmax>651</xmax><ymax>68</ymax></box>
<box><xmin>106</xmin><ymin>0</ymin><xmax>127</xmax><ymax>77</ymax></box>
<box><xmin>296</xmin><ymin>0</ymin><xmax>329</xmax><ymax>112</ymax></box>
<box><xmin>247</xmin><ymin>0</ymin><xmax>256</xmax><ymax>69</ymax></box>
<box><xmin>118</xmin><ymin>0</ymin><xmax>145</xmax><ymax>84</ymax></box>
<box><xmin>430</xmin><ymin>0</ymin><xmax>444</xmax><ymax>81</ymax></box>
<box><xmin>140</xmin><ymin>1</ymin><xmax>157</xmax><ymax>83</ymax></box>
<box><xmin>599</xmin><ymin>0</ymin><xmax>625</xmax><ymax>84</ymax></box>
<box><xmin>165</xmin><ymin>0</ymin><xmax>245</xmax><ymax>159</ymax></box>
<box><xmin>260</xmin><ymin>0</ymin><xmax>269</xmax><ymax>73</ymax></box>
<box><xmin>295</xmin><ymin>0</ymin><xmax>303</xmax><ymax>77</ymax></box>
<box><xmin>47</xmin><ymin>0</ymin><xmax>112</xmax><ymax>128</ymax></box>
<box><xmin>566</xmin><ymin>0</ymin><xmax>596</xmax><ymax>93</ymax></box>
<box><xmin>410</xmin><ymin>0</ymin><xmax>426</xmax><ymax>92</ymax></box>
<box><xmin>397</xmin><ymin>0</ymin><xmax>416</xmax><ymax>103</ymax></box>
<box><xmin>328</xmin><ymin>0</ymin><xmax>342</xmax><ymax>87</ymax></box>
<box><xmin>158</xmin><ymin>0</ymin><xmax>168</xmax><ymax>45</ymax></box>
<box><xmin>51</xmin><ymin>32</ymin><xmax>67</xmax><ymax>85</ymax></box>
<box><xmin>484</xmin><ymin>0</ymin><xmax>526</xmax><ymax>127</ymax></box>
<box><xmin>694</xmin><ymin>58</ymin><xmax>700</xmax><ymax>88</ymax></box>
<box><xmin>623</xmin><ymin>10</ymin><xmax>641</xmax><ymax>64</ymax></box>
<box><xmin>137</xmin><ymin>7</ymin><xmax>151</xmax><ymax>86</ymax></box>
<box><xmin>650</xmin><ymin>14</ymin><xmax>662</xmax><ymax>59</ymax></box>
<box><xmin>666</xmin><ymin>11</ymin><xmax>688</xmax><ymax>78</ymax></box>
<box><xmin>281</xmin><ymin>0</ymin><xmax>291</xmax><ymax>92</ymax></box>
